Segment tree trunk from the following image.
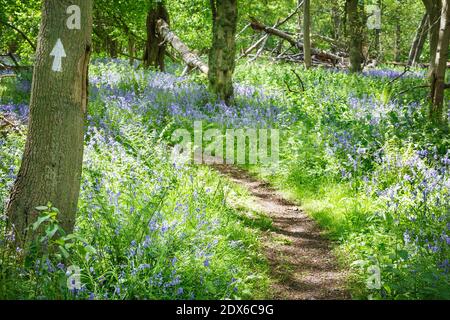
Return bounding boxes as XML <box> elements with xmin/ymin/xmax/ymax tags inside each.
<box><xmin>408</xmin><ymin>13</ymin><xmax>429</xmax><ymax>65</ymax></box>
<box><xmin>429</xmin><ymin>0</ymin><xmax>450</xmax><ymax>123</ymax></box>
<box><xmin>143</xmin><ymin>2</ymin><xmax>169</xmax><ymax>71</ymax></box>
<box><xmin>374</xmin><ymin>0</ymin><xmax>382</xmax><ymax>60</ymax></box>
<box><xmin>6</xmin><ymin>0</ymin><xmax>93</xmax><ymax>245</ymax></box>
<box><xmin>156</xmin><ymin>19</ymin><xmax>209</xmax><ymax>74</ymax></box>
<box><xmin>331</xmin><ymin>2</ymin><xmax>341</xmax><ymax>41</ymax></box>
<box><xmin>208</xmin><ymin>0</ymin><xmax>238</xmax><ymax>104</ymax></box>
<box><xmin>303</xmin><ymin>0</ymin><xmax>312</xmax><ymax>69</ymax></box>
<box><xmin>128</xmin><ymin>37</ymin><xmax>135</xmax><ymax>66</ymax></box>
<box><xmin>108</xmin><ymin>37</ymin><xmax>118</xmax><ymax>58</ymax></box>
<box><xmin>297</xmin><ymin>0</ymin><xmax>303</xmax><ymax>40</ymax></box>
<box><xmin>394</xmin><ymin>20</ymin><xmax>401</xmax><ymax>62</ymax></box>
<box><xmin>347</xmin><ymin>0</ymin><xmax>364</xmax><ymax>73</ymax></box>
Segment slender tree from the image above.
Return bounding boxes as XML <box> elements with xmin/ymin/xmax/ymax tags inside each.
<box><xmin>208</xmin><ymin>0</ymin><xmax>238</xmax><ymax>104</ymax></box>
<box><xmin>6</xmin><ymin>0</ymin><xmax>93</xmax><ymax>244</ymax></box>
<box><xmin>429</xmin><ymin>0</ymin><xmax>450</xmax><ymax>123</ymax></box>
<box><xmin>422</xmin><ymin>0</ymin><xmax>442</xmax><ymax>72</ymax></box>
<box><xmin>374</xmin><ymin>0</ymin><xmax>382</xmax><ymax>60</ymax></box>
<box><xmin>303</xmin><ymin>0</ymin><xmax>312</xmax><ymax>69</ymax></box>
<box><xmin>143</xmin><ymin>0</ymin><xmax>169</xmax><ymax>71</ymax></box>
<box><xmin>408</xmin><ymin>13</ymin><xmax>429</xmax><ymax>65</ymax></box>
<box><xmin>394</xmin><ymin>18</ymin><xmax>401</xmax><ymax>62</ymax></box>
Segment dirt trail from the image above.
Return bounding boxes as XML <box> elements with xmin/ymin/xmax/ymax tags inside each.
<box><xmin>212</xmin><ymin>164</ymin><xmax>350</xmax><ymax>300</ymax></box>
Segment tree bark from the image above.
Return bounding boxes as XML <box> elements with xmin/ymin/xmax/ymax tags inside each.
<box><xmin>208</xmin><ymin>0</ymin><xmax>238</xmax><ymax>104</ymax></box>
<box><xmin>408</xmin><ymin>13</ymin><xmax>429</xmax><ymax>65</ymax></box>
<box><xmin>143</xmin><ymin>2</ymin><xmax>169</xmax><ymax>71</ymax></box>
<box><xmin>347</xmin><ymin>0</ymin><xmax>364</xmax><ymax>72</ymax></box>
<box><xmin>107</xmin><ymin>36</ymin><xmax>118</xmax><ymax>58</ymax></box>
<box><xmin>429</xmin><ymin>0</ymin><xmax>450</xmax><ymax>123</ymax></box>
<box><xmin>297</xmin><ymin>0</ymin><xmax>303</xmax><ymax>40</ymax></box>
<box><xmin>156</xmin><ymin>19</ymin><xmax>209</xmax><ymax>74</ymax></box>
<box><xmin>303</xmin><ymin>0</ymin><xmax>312</xmax><ymax>69</ymax></box>
<box><xmin>6</xmin><ymin>0</ymin><xmax>93</xmax><ymax>245</ymax></box>
<box><xmin>128</xmin><ymin>37</ymin><xmax>135</xmax><ymax>66</ymax></box>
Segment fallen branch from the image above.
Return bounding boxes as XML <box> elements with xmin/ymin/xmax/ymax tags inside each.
<box><xmin>277</xmin><ymin>1</ymin><xmax>305</xmax><ymax>28</ymax></box>
<box><xmin>236</xmin><ymin>23</ymin><xmax>251</xmax><ymax>40</ymax></box>
<box><xmin>239</xmin><ymin>2</ymin><xmax>304</xmax><ymax>60</ymax></box>
<box><xmin>156</xmin><ymin>19</ymin><xmax>209</xmax><ymax>74</ymax></box>
<box><xmin>396</xmin><ymin>84</ymin><xmax>430</xmax><ymax>96</ymax></box>
<box><xmin>387</xmin><ymin>65</ymin><xmax>411</xmax><ymax>86</ymax></box>
<box><xmin>249</xmin><ymin>18</ymin><xmax>342</xmax><ymax>63</ymax></box>
<box><xmin>240</xmin><ymin>34</ymin><xmax>269</xmax><ymax>59</ymax></box>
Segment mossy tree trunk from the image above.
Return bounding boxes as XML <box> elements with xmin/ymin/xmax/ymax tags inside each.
<box><xmin>347</xmin><ymin>0</ymin><xmax>364</xmax><ymax>73</ymax></box>
<box><xmin>6</xmin><ymin>0</ymin><xmax>93</xmax><ymax>245</ymax></box>
<box><xmin>303</xmin><ymin>0</ymin><xmax>312</xmax><ymax>69</ymax></box>
<box><xmin>143</xmin><ymin>1</ymin><xmax>169</xmax><ymax>71</ymax></box>
<box><xmin>208</xmin><ymin>0</ymin><xmax>238</xmax><ymax>104</ymax></box>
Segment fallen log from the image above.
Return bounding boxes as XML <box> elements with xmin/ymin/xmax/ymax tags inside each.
<box><xmin>156</xmin><ymin>19</ymin><xmax>209</xmax><ymax>74</ymax></box>
<box><xmin>249</xmin><ymin>18</ymin><xmax>342</xmax><ymax>64</ymax></box>
<box><xmin>239</xmin><ymin>2</ymin><xmax>304</xmax><ymax>59</ymax></box>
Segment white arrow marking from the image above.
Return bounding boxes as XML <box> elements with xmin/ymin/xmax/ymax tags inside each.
<box><xmin>50</xmin><ymin>39</ymin><xmax>67</xmax><ymax>72</ymax></box>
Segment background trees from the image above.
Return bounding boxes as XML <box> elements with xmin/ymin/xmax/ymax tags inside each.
<box><xmin>143</xmin><ymin>0</ymin><xmax>170</xmax><ymax>70</ymax></box>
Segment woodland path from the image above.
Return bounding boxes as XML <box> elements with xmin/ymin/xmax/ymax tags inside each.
<box><xmin>211</xmin><ymin>163</ymin><xmax>350</xmax><ymax>300</ymax></box>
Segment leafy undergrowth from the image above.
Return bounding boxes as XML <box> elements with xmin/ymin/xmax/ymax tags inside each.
<box><xmin>0</xmin><ymin>63</ymin><xmax>270</xmax><ymax>300</ymax></box>
<box><xmin>236</xmin><ymin>60</ymin><xmax>450</xmax><ymax>300</ymax></box>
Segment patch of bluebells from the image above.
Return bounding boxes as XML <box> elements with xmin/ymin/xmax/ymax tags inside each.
<box><xmin>0</xmin><ymin>60</ymin><xmax>269</xmax><ymax>300</ymax></box>
<box><xmin>90</xmin><ymin>61</ymin><xmax>287</xmax><ymax>129</ymax></box>
<box><xmin>317</xmin><ymin>90</ymin><xmax>450</xmax><ymax>296</ymax></box>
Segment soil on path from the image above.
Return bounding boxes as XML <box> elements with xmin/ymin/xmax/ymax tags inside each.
<box><xmin>212</xmin><ymin>163</ymin><xmax>350</xmax><ymax>300</ymax></box>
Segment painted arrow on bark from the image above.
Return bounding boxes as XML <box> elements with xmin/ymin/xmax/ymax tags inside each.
<box><xmin>50</xmin><ymin>39</ymin><xmax>66</xmax><ymax>72</ymax></box>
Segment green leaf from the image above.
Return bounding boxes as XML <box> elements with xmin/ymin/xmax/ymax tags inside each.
<box><xmin>59</xmin><ymin>246</ymin><xmax>70</xmax><ymax>259</ymax></box>
<box><xmin>44</xmin><ymin>224</ymin><xmax>59</xmax><ymax>240</ymax></box>
<box><xmin>32</xmin><ymin>215</ymin><xmax>51</xmax><ymax>231</ymax></box>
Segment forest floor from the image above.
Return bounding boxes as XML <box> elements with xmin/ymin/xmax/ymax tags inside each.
<box><xmin>211</xmin><ymin>163</ymin><xmax>350</xmax><ymax>300</ymax></box>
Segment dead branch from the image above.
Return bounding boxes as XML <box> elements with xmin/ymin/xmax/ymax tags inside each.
<box><xmin>249</xmin><ymin>17</ymin><xmax>342</xmax><ymax>64</ymax></box>
<box><xmin>387</xmin><ymin>65</ymin><xmax>411</xmax><ymax>86</ymax></box>
<box><xmin>156</xmin><ymin>19</ymin><xmax>209</xmax><ymax>74</ymax></box>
